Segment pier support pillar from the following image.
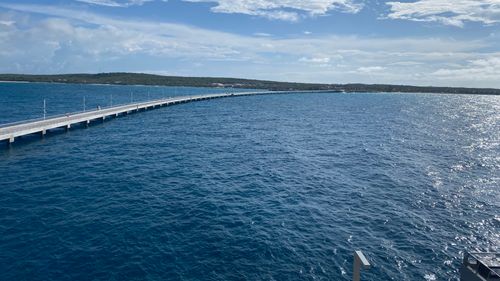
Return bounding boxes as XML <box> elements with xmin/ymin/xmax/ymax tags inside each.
<box><xmin>85</xmin><ymin>120</ymin><xmax>90</xmax><ymax>127</ymax></box>
<box><xmin>66</xmin><ymin>124</ymin><xmax>71</xmax><ymax>131</ymax></box>
<box><xmin>9</xmin><ymin>136</ymin><xmax>14</xmax><ymax>144</ymax></box>
<box><xmin>115</xmin><ymin>113</ymin><xmax>119</xmax><ymax>117</ymax></box>
<box><xmin>41</xmin><ymin>129</ymin><xmax>46</xmax><ymax>137</ymax></box>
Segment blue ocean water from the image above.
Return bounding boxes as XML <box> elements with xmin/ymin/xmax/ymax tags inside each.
<box><xmin>0</xmin><ymin>82</ymin><xmax>498</xmax><ymax>281</ymax></box>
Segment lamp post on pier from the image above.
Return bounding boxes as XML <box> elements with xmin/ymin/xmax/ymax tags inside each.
<box><xmin>43</xmin><ymin>99</ymin><xmax>46</xmax><ymax>120</ymax></box>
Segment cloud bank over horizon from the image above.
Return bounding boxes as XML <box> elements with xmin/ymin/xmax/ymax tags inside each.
<box><xmin>0</xmin><ymin>1</ymin><xmax>499</xmax><ymax>88</ymax></box>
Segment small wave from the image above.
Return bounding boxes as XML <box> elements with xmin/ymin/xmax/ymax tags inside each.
<box><xmin>424</xmin><ymin>273</ymin><xmax>437</xmax><ymax>281</ymax></box>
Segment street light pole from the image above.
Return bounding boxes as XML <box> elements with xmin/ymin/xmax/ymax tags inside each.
<box><xmin>83</xmin><ymin>96</ymin><xmax>86</xmax><ymax>112</ymax></box>
<box><xmin>43</xmin><ymin>99</ymin><xmax>46</xmax><ymax>120</ymax></box>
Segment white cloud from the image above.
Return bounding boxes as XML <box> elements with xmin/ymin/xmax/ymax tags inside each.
<box><xmin>432</xmin><ymin>56</ymin><xmax>500</xmax><ymax>81</ymax></box>
<box><xmin>356</xmin><ymin>66</ymin><xmax>385</xmax><ymax>73</ymax></box>
<box><xmin>76</xmin><ymin>0</ymin><xmax>153</xmax><ymax>7</ymax></box>
<box><xmin>0</xmin><ymin>20</ymin><xmax>15</xmax><ymax>26</ymax></box>
<box><xmin>253</xmin><ymin>32</ymin><xmax>272</xmax><ymax>37</ymax></box>
<box><xmin>299</xmin><ymin>57</ymin><xmax>331</xmax><ymax>63</ymax></box>
<box><xmin>386</xmin><ymin>0</ymin><xmax>500</xmax><ymax>27</ymax></box>
<box><xmin>183</xmin><ymin>0</ymin><xmax>363</xmax><ymax>21</ymax></box>
<box><xmin>0</xmin><ymin>3</ymin><xmax>499</xmax><ymax>88</ymax></box>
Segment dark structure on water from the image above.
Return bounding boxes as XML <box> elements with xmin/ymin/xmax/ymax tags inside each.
<box><xmin>460</xmin><ymin>252</ymin><xmax>500</xmax><ymax>281</ymax></box>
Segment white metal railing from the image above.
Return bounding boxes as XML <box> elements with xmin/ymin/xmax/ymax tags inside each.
<box><xmin>353</xmin><ymin>251</ymin><xmax>371</xmax><ymax>281</ymax></box>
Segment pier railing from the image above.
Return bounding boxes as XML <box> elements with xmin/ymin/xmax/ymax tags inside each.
<box><xmin>0</xmin><ymin>96</ymin><xmax>184</xmax><ymax>129</ymax></box>
<box><xmin>0</xmin><ymin>90</ymin><xmax>341</xmax><ymax>145</ymax></box>
<box><xmin>461</xmin><ymin>252</ymin><xmax>500</xmax><ymax>281</ymax></box>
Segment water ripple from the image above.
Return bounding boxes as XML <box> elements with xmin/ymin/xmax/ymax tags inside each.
<box><xmin>0</xmin><ymin>84</ymin><xmax>499</xmax><ymax>281</ymax></box>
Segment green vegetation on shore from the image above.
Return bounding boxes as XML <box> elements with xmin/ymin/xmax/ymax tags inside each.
<box><xmin>0</xmin><ymin>73</ymin><xmax>498</xmax><ymax>95</ymax></box>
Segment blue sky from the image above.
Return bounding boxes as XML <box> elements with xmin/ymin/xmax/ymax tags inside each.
<box><xmin>0</xmin><ymin>0</ymin><xmax>500</xmax><ymax>88</ymax></box>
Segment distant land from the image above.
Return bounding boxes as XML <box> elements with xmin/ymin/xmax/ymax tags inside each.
<box><xmin>0</xmin><ymin>73</ymin><xmax>499</xmax><ymax>95</ymax></box>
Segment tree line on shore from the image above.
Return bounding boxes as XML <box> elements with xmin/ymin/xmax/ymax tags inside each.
<box><xmin>1</xmin><ymin>73</ymin><xmax>498</xmax><ymax>95</ymax></box>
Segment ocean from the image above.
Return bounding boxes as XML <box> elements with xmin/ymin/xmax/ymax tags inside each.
<box><xmin>0</xmin><ymin>82</ymin><xmax>498</xmax><ymax>280</ymax></box>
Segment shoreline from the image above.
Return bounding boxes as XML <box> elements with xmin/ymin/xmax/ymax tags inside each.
<box><xmin>0</xmin><ymin>73</ymin><xmax>499</xmax><ymax>95</ymax></box>
<box><xmin>1</xmin><ymin>80</ymin><xmax>498</xmax><ymax>97</ymax></box>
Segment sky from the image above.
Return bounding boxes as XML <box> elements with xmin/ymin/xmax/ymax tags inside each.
<box><xmin>0</xmin><ymin>0</ymin><xmax>500</xmax><ymax>88</ymax></box>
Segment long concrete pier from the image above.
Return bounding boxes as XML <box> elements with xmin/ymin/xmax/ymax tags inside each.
<box><xmin>0</xmin><ymin>90</ymin><xmax>331</xmax><ymax>145</ymax></box>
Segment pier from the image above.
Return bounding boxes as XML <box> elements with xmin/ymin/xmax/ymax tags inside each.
<box><xmin>0</xmin><ymin>90</ymin><xmax>332</xmax><ymax>145</ymax></box>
